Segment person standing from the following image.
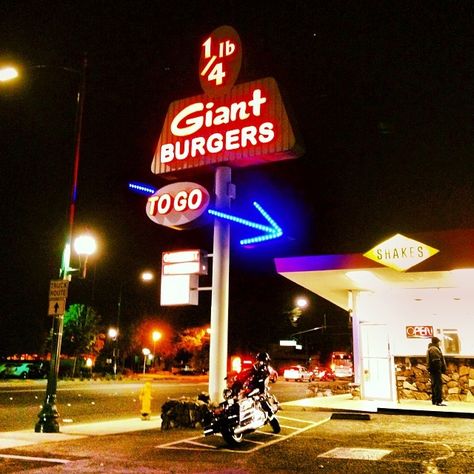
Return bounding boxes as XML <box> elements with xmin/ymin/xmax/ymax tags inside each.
<box><xmin>426</xmin><ymin>336</ymin><xmax>447</xmax><ymax>406</ymax></box>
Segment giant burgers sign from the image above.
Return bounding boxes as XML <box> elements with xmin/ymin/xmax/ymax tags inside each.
<box><xmin>151</xmin><ymin>26</ymin><xmax>303</xmax><ymax>176</ymax></box>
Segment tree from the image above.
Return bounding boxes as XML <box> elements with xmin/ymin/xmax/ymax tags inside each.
<box><xmin>175</xmin><ymin>326</ymin><xmax>210</xmax><ymax>371</ymax></box>
<box><xmin>61</xmin><ymin>304</ymin><xmax>103</xmax><ymax>376</ymax></box>
<box><xmin>129</xmin><ymin>317</ymin><xmax>176</xmax><ymax>370</ymax></box>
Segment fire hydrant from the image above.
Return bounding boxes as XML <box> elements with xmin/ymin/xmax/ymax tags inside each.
<box><xmin>139</xmin><ymin>381</ymin><xmax>153</xmax><ymax>420</ymax></box>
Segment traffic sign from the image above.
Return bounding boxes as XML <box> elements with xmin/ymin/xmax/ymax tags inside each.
<box><xmin>49</xmin><ymin>279</ymin><xmax>69</xmax><ymax>300</ymax></box>
<box><xmin>48</xmin><ymin>298</ymin><xmax>66</xmax><ymax>316</ymax></box>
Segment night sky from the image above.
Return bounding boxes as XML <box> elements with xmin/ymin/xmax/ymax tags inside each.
<box><xmin>0</xmin><ymin>2</ymin><xmax>472</xmax><ymax>357</ymax></box>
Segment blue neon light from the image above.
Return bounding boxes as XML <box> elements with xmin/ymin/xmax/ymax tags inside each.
<box><xmin>208</xmin><ymin>201</ymin><xmax>283</xmax><ymax>246</ymax></box>
<box><xmin>128</xmin><ymin>182</ymin><xmax>156</xmax><ymax>196</ymax></box>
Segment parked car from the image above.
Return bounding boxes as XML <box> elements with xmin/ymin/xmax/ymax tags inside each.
<box><xmin>310</xmin><ymin>366</ymin><xmax>336</xmax><ymax>382</ymax></box>
<box><xmin>283</xmin><ymin>365</ymin><xmax>311</xmax><ymax>382</ymax></box>
<box><xmin>0</xmin><ymin>362</ymin><xmax>12</xmax><ymax>378</ymax></box>
<box><xmin>3</xmin><ymin>361</ymin><xmax>48</xmax><ymax>379</ymax></box>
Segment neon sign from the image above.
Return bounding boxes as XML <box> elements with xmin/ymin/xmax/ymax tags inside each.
<box><xmin>208</xmin><ymin>201</ymin><xmax>283</xmax><ymax>246</ymax></box>
<box><xmin>151</xmin><ymin>25</ymin><xmax>303</xmax><ymax>176</ymax></box>
<box><xmin>406</xmin><ymin>326</ymin><xmax>433</xmax><ymax>338</ymax></box>
<box><xmin>364</xmin><ymin>233</ymin><xmax>439</xmax><ymax>271</ymax></box>
<box><xmin>146</xmin><ymin>182</ymin><xmax>210</xmax><ymax>230</ymax></box>
<box><xmin>199</xmin><ymin>25</ymin><xmax>242</xmax><ymax>96</ymax></box>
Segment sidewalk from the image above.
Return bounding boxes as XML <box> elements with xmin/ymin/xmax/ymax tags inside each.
<box><xmin>281</xmin><ymin>393</ymin><xmax>474</xmax><ymax>418</ymax></box>
<box><xmin>0</xmin><ymin>417</ymin><xmax>162</xmax><ymax>450</ymax></box>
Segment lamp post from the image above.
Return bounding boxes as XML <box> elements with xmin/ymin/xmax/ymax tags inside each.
<box><xmin>108</xmin><ymin>327</ymin><xmax>119</xmax><ymax>376</ymax></box>
<box><xmin>27</xmin><ymin>54</ymin><xmax>88</xmax><ymax>433</ymax></box>
<box><xmin>115</xmin><ymin>270</ymin><xmax>155</xmax><ymax>373</ymax></box>
<box><xmin>142</xmin><ymin>348</ymin><xmax>151</xmax><ymax>374</ymax></box>
<box><xmin>152</xmin><ymin>331</ymin><xmax>162</xmax><ymax>369</ymax></box>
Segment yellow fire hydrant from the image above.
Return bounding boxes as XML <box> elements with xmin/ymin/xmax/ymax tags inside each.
<box><xmin>139</xmin><ymin>381</ymin><xmax>153</xmax><ymax>420</ymax></box>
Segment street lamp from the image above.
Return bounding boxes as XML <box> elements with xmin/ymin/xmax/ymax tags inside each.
<box><xmin>295</xmin><ymin>297</ymin><xmax>308</xmax><ymax>309</ymax></box>
<box><xmin>18</xmin><ymin>54</ymin><xmax>89</xmax><ymax>434</ymax></box>
<box><xmin>0</xmin><ymin>66</ymin><xmax>19</xmax><ymax>82</ymax></box>
<box><xmin>115</xmin><ymin>270</ymin><xmax>157</xmax><ymax>373</ymax></box>
<box><xmin>287</xmin><ymin>297</ymin><xmax>309</xmax><ymax>327</ymax></box>
<box><xmin>108</xmin><ymin>327</ymin><xmax>119</xmax><ymax>376</ymax></box>
<box><xmin>74</xmin><ymin>233</ymin><xmax>97</xmax><ymax>278</ymax></box>
<box><xmin>142</xmin><ymin>348</ymin><xmax>151</xmax><ymax>374</ymax></box>
<box><xmin>152</xmin><ymin>331</ymin><xmax>162</xmax><ymax>369</ymax></box>
<box><xmin>141</xmin><ymin>271</ymin><xmax>155</xmax><ymax>282</ymax></box>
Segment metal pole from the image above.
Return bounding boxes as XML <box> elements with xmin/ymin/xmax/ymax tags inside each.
<box><xmin>35</xmin><ymin>54</ymin><xmax>87</xmax><ymax>433</ymax></box>
<box><xmin>209</xmin><ymin>167</ymin><xmax>233</xmax><ymax>403</ymax></box>
<box><xmin>114</xmin><ymin>282</ymin><xmax>123</xmax><ymax>377</ymax></box>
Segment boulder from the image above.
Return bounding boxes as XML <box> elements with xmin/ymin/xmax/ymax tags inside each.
<box><xmin>459</xmin><ymin>365</ymin><xmax>470</xmax><ymax>377</ymax></box>
<box><xmin>403</xmin><ymin>381</ymin><xmax>417</xmax><ymax>390</ymax></box>
<box><xmin>161</xmin><ymin>397</ymin><xmax>209</xmax><ymax>430</ymax></box>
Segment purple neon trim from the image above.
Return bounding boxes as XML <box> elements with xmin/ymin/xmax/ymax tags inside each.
<box><xmin>274</xmin><ymin>253</ymin><xmax>379</xmax><ymax>273</ymax></box>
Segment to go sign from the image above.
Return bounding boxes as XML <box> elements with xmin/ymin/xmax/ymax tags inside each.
<box><xmin>146</xmin><ymin>182</ymin><xmax>210</xmax><ymax>230</ymax></box>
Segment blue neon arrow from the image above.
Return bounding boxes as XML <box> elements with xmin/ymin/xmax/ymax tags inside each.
<box><xmin>208</xmin><ymin>202</ymin><xmax>283</xmax><ymax>246</ymax></box>
<box><xmin>128</xmin><ymin>183</ymin><xmax>283</xmax><ymax>246</ymax></box>
<box><xmin>128</xmin><ymin>182</ymin><xmax>157</xmax><ymax>196</ymax></box>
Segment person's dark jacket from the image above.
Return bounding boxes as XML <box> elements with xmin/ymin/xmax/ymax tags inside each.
<box><xmin>426</xmin><ymin>343</ymin><xmax>446</xmax><ymax>373</ymax></box>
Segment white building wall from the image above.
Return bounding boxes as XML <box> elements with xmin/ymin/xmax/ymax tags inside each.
<box><xmin>354</xmin><ymin>288</ymin><xmax>474</xmax><ymax>356</ymax></box>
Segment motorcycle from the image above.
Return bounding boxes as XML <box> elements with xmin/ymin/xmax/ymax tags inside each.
<box><xmin>203</xmin><ymin>381</ymin><xmax>281</xmax><ymax>446</ymax></box>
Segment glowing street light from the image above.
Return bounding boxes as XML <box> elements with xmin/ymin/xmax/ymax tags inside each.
<box><xmin>141</xmin><ymin>271</ymin><xmax>155</xmax><ymax>282</ymax></box>
<box><xmin>295</xmin><ymin>297</ymin><xmax>308</xmax><ymax>309</ymax></box>
<box><xmin>142</xmin><ymin>348</ymin><xmax>151</xmax><ymax>374</ymax></box>
<box><xmin>74</xmin><ymin>233</ymin><xmax>97</xmax><ymax>278</ymax></box>
<box><xmin>287</xmin><ymin>296</ymin><xmax>309</xmax><ymax>327</ymax></box>
<box><xmin>0</xmin><ymin>66</ymin><xmax>19</xmax><ymax>82</ymax></box>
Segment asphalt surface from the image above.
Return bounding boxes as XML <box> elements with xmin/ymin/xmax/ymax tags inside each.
<box><xmin>1</xmin><ymin>378</ymin><xmax>474</xmax><ymax>472</ymax></box>
<box><xmin>2</xmin><ymin>409</ymin><xmax>474</xmax><ymax>473</ymax></box>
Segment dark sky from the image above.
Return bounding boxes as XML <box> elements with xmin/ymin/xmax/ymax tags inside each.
<box><xmin>0</xmin><ymin>1</ymin><xmax>472</xmax><ymax>357</ymax></box>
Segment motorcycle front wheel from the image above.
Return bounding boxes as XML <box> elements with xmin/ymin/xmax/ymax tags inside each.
<box><xmin>221</xmin><ymin>428</ymin><xmax>243</xmax><ymax>446</ymax></box>
<box><xmin>270</xmin><ymin>417</ymin><xmax>281</xmax><ymax>434</ymax></box>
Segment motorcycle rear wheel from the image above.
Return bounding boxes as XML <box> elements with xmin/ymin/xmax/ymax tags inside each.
<box><xmin>270</xmin><ymin>417</ymin><xmax>281</xmax><ymax>434</ymax></box>
<box><xmin>221</xmin><ymin>428</ymin><xmax>243</xmax><ymax>446</ymax></box>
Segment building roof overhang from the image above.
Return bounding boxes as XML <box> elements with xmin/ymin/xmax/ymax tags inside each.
<box><xmin>275</xmin><ymin>229</ymin><xmax>474</xmax><ymax>310</ymax></box>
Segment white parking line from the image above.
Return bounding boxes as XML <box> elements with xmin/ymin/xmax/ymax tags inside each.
<box><xmin>156</xmin><ymin>415</ymin><xmax>331</xmax><ymax>453</ymax></box>
<box><xmin>0</xmin><ymin>453</ymin><xmax>70</xmax><ymax>464</ymax></box>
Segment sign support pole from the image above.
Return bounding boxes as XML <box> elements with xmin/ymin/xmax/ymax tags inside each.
<box><xmin>209</xmin><ymin>166</ymin><xmax>232</xmax><ymax>403</ymax></box>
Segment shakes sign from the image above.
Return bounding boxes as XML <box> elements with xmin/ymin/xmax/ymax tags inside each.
<box><xmin>151</xmin><ymin>26</ymin><xmax>303</xmax><ymax>176</ymax></box>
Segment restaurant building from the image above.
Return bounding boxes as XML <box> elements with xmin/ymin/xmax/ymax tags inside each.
<box><xmin>275</xmin><ymin>229</ymin><xmax>474</xmax><ymax>405</ymax></box>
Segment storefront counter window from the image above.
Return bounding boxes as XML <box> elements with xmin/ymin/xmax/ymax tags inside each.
<box><xmin>441</xmin><ymin>329</ymin><xmax>460</xmax><ymax>354</ymax></box>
